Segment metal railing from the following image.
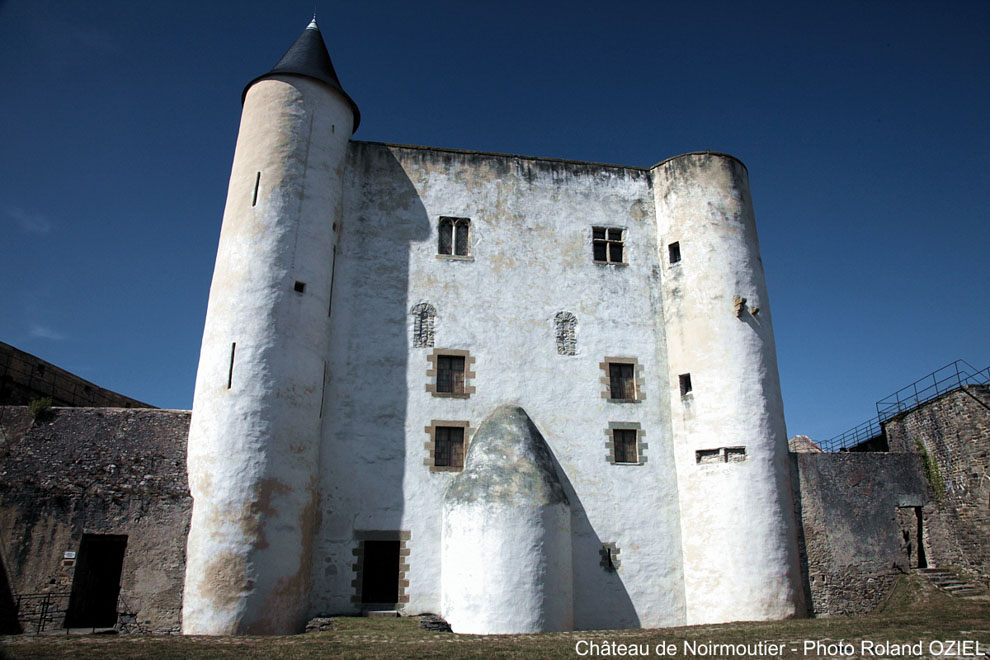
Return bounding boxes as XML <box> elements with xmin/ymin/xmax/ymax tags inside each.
<box><xmin>13</xmin><ymin>591</ymin><xmax>69</xmax><ymax>634</ymax></box>
<box><xmin>876</xmin><ymin>360</ymin><xmax>990</xmax><ymax>422</ymax></box>
<box><xmin>12</xmin><ymin>590</ymin><xmax>145</xmax><ymax>635</ymax></box>
<box><xmin>822</xmin><ymin>360</ymin><xmax>990</xmax><ymax>453</ymax></box>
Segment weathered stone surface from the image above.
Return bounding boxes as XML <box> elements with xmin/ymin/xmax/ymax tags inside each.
<box><xmin>792</xmin><ymin>452</ymin><xmax>928</xmax><ymax>616</ymax></box>
<box><xmin>444</xmin><ymin>405</ymin><xmax>568</xmax><ymax>507</ymax></box>
<box><xmin>0</xmin><ymin>406</ymin><xmax>190</xmax><ymax>633</ymax></box>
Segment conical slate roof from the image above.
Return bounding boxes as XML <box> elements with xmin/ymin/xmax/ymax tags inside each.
<box><xmin>445</xmin><ymin>406</ymin><xmax>569</xmax><ymax>507</ymax></box>
<box><xmin>243</xmin><ymin>18</ymin><xmax>360</xmax><ymax>131</ymax></box>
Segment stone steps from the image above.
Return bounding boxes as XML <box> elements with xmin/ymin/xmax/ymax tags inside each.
<box><xmin>918</xmin><ymin>567</ymin><xmax>987</xmax><ymax>598</ymax></box>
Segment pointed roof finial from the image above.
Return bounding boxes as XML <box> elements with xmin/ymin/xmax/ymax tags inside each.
<box><xmin>242</xmin><ymin>17</ymin><xmax>360</xmax><ymax>131</ymax></box>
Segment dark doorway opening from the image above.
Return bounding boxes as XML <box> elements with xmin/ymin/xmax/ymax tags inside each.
<box><xmin>64</xmin><ymin>534</ymin><xmax>127</xmax><ymax>628</ymax></box>
<box><xmin>361</xmin><ymin>540</ymin><xmax>399</xmax><ymax>604</ymax></box>
<box><xmin>896</xmin><ymin>506</ymin><xmax>927</xmax><ymax>569</ymax></box>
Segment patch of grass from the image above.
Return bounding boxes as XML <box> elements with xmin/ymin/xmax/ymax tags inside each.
<box><xmin>916</xmin><ymin>439</ymin><xmax>945</xmax><ymax>503</ymax></box>
<box><xmin>27</xmin><ymin>397</ymin><xmax>53</xmax><ymax>423</ymax></box>
<box><xmin>2</xmin><ymin>577</ymin><xmax>988</xmax><ymax>659</ymax></box>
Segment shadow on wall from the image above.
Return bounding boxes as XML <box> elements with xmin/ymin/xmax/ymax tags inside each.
<box><xmin>549</xmin><ymin>452</ymin><xmax>640</xmax><ymax>629</ymax></box>
<box><xmin>312</xmin><ymin>142</ymin><xmax>431</xmax><ymax>613</ymax></box>
<box><xmin>0</xmin><ymin>550</ymin><xmax>21</xmax><ymax>634</ymax></box>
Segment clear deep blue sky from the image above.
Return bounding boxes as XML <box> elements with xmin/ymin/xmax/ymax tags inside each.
<box><xmin>1</xmin><ymin>0</ymin><xmax>987</xmax><ymax>442</ymax></box>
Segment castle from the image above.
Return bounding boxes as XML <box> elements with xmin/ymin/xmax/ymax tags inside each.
<box><xmin>180</xmin><ymin>18</ymin><xmax>805</xmax><ymax>634</ymax></box>
<box><xmin>1</xmin><ymin>18</ymin><xmax>987</xmax><ymax>635</ymax></box>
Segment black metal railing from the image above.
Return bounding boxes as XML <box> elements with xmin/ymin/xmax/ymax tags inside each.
<box><xmin>12</xmin><ymin>590</ymin><xmax>146</xmax><ymax>635</ymax></box>
<box><xmin>822</xmin><ymin>360</ymin><xmax>990</xmax><ymax>453</ymax></box>
<box><xmin>13</xmin><ymin>591</ymin><xmax>70</xmax><ymax>634</ymax></box>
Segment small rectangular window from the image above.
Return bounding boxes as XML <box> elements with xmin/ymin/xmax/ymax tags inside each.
<box><xmin>592</xmin><ymin>226</ymin><xmax>625</xmax><ymax>264</ymax></box>
<box><xmin>613</xmin><ymin>429</ymin><xmax>638</xmax><ymax>463</ymax></box>
<box><xmin>435</xmin><ymin>426</ymin><xmax>465</xmax><ymax>468</ymax></box>
<box><xmin>668</xmin><ymin>242</ymin><xmax>681</xmax><ymax>264</ymax></box>
<box><xmin>725</xmin><ymin>447</ymin><xmax>747</xmax><ymax>462</ymax></box>
<box><xmin>437</xmin><ymin>355</ymin><xmax>465</xmax><ymax>394</ymax></box>
<box><xmin>609</xmin><ymin>363</ymin><xmax>635</xmax><ymax>400</ymax></box>
<box><xmin>679</xmin><ymin>373</ymin><xmax>692</xmax><ymax>396</ymax></box>
<box><xmin>696</xmin><ymin>449</ymin><xmax>721</xmax><ymax>464</ymax></box>
<box><xmin>252</xmin><ymin>172</ymin><xmax>261</xmax><ymax>207</ymax></box>
<box><xmin>294</xmin><ymin>281</ymin><xmax>306</xmax><ymax>293</ymax></box>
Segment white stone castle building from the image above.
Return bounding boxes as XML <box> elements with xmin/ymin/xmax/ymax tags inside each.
<box><xmin>182</xmin><ymin>19</ymin><xmax>805</xmax><ymax>635</ymax></box>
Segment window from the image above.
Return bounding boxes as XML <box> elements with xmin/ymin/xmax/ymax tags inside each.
<box><xmin>601</xmin><ymin>358</ymin><xmax>644</xmax><ymax>402</ymax></box>
<box><xmin>695</xmin><ymin>447</ymin><xmax>747</xmax><ymax>464</ymax></box>
<box><xmin>592</xmin><ymin>227</ymin><xmax>624</xmax><ymax>264</ymax></box>
<box><xmin>610</xmin><ymin>363</ymin><xmax>635</xmax><ymax>401</ymax></box>
<box><xmin>679</xmin><ymin>373</ymin><xmax>693</xmax><ymax>396</ymax></box>
<box><xmin>426</xmin><ymin>349</ymin><xmax>476</xmax><ymax>398</ymax></box>
<box><xmin>600</xmin><ymin>542</ymin><xmax>621</xmax><ymax>571</ymax></box>
<box><xmin>293</xmin><ymin>281</ymin><xmax>306</xmax><ymax>293</ymax></box>
<box><xmin>554</xmin><ymin>311</ymin><xmax>577</xmax><ymax>356</ymax></box>
<box><xmin>435</xmin><ymin>426</ymin><xmax>464</xmax><ymax>467</ymax></box>
<box><xmin>437</xmin><ymin>355</ymin><xmax>465</xmax><ymax>394</ymax></box>
<box><xmin>605</xmin><ymin>423</ymin><xmax>647</xmax><ymax>465</ymax></box>
<box><xmin>668</xmin><ymin>241</ymin><xmax>681</xmax><ymax>264</ymax></box>
<box><xmin>612</xmin><ymin>429</ymin><xmax>638</xmax><ymax>464</ymax></box>
<box><xmin>424</xmin><ymin>420</ymin><xmax>471</xmax><ymax>472</ymax></box>
<box><xmin>439</xmin><ymin>217</ymin><xmax>471</xmax><ymax>257</ymax></box>
<box><xmin>410</xmin><ymin>302</ymin><xmax>437</xmax><ymax>348</ymax></box>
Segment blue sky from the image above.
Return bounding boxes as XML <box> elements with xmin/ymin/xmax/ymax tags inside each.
<box><xmin>1</xmin><ymin>0</ymin><xmax>987</xmax><ymax>442</ymax></box>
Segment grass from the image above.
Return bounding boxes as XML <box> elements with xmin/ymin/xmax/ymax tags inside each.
<box><xmin>2</xmin><ymin>576</ymin><xmax>988</xmax><ymax>659</ymax></box>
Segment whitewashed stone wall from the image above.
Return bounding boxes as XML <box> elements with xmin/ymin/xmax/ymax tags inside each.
<box><xmin>311</xmin><ymin>143</ymin><xmax>688</xmax><ymax>629</ymax></box>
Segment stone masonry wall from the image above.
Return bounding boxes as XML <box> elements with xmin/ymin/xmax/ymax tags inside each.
<box><xmin>0</xmin><ymin>406</ymin><xmax>190</xmax><ymax>633</ymax></box>
<box><xmin>884</xmin><ymin>385</ymin><xmax>990</xmax><ymax>580</ymax></box>
<box><xmin>793</xmin><ymin>452</ymin><xmax>928</xmax><ymax>617</ymax></box>
<box><xmin>0</xmin><ymin>342</ymin><xmax>150</xmax><ymax>408</ymax></box>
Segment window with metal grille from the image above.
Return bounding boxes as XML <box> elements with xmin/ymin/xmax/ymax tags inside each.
<box><xmin>434</xmin><ymin>426</ymin><xmax>465</xmax><ymax>468</ymax></box>
<box><xmin>436</xmin><ymin>355</ymin><xmax>465</xmax><ymax>394</ymax></box>
<box><xmin>609</xmin><ymin>362</ymin><xmax>635</xmax><ymax>400</ymax></box>
<box><xmin>439</xmin><ymin>217</ymin><xmax>471</xmax><ymax>256</ymax></box>
<box><xmin>613</xmin><ymin>429</ymin><xmax>638</xmax><ymax>464</ymax></box>
<box><xmin>592</xmin><ymin>227</ymin><xmax>624</xmax><ymax>263</ymax></box>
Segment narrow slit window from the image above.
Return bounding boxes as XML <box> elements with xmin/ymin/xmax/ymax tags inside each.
<box><xmin>668</xmin><ymin>241</ymin><xmax>681</xmax><ymax>264</ymax></box>
<box><xmin>679</xmin><ymin>373</ymin><xmax>692</xmax><ymax>396</ymax></box>
<box><xmin>252</xmin><ymin>172</ymin><xmax>261</xmax><ymax>207</ymax></box>
<box><xmin>227</xmin><ymin>342</ymin><xmax>236</xmax><ymax>389</ymax></box>
<box><xmin>438</xmin><ymin>218</ymin><xmax>453</xmax><ymax>255</ymax></box>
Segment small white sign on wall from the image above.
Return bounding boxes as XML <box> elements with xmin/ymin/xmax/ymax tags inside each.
<box><xmin>64</xmin><ymin>551</ymin><xmax>76</xmax><ymax>559</ymax></box>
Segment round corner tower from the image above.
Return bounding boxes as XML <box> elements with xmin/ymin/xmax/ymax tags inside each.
<box><xmin>182</xmin><ymin>19</ymin><xmax>358</xmax><ymax>635</ymax></box>
<box><xmin>651</xmin><ymin>152</ymin><xmax>805</xmax><ymax>625</ymax></box>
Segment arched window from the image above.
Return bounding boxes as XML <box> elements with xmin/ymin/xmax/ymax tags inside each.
<box><xmin>438</xmin><ymin>217</ymin><xmax>470</xmax><ymax>257</ymax></box>
<box><xmin>411</xmin><ymin>302</ymin><xmax>437</xmax><ymax>348</ymax></box>
<box><xmin>554</xmin><ymin>311</ymin><xmax>577</xmax><ymax>355</ymax></box>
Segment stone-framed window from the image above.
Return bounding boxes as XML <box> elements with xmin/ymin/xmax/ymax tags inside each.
<box><xmin>695</xmin><ymin>446</ymin><xmax>747</xmax><ymax>464</ymax></box>
<box><xmin>351</xmin><ymin>530</ymin><xmax>411</xmax><ymax>608</ymax></box>
<box><xmin>600</xmin><ymin>357</ymin><xmax>645</xmax><ymax>403</ymax></box>
<box><xmin>554</xmin><ymin>311</ymin><xmax>577</xmax><ymax>356</ymax></box>
<box><xmin>600</xmin><ymin>542</ymin><xmax>622</xmax><ymax>571</ymax></box>
<box><xmin>426</xmin><ymin>349</ymin><xmax>476</xmax><ymax>398</ymax></box>
<box><xmin>424</xmin><ymin>420</ymin><xmax>471</xmax><ymax>472</ymax></box>
<box><xmin>438</xmin><ymin>217</ymin><xmax>471</xmax><ymax>258</ymax></box>
<box><xmin>592</xmin><ymin>226</ymin><xmax>625</xmax><ymax>264</ymax></box>
<box><xmin>605</xmin><ymin>422</ymin><xmax>647</xmax><ymax>465</ymax></box>
<box><xmin>410</xmin><ymin>302</ymin><xmax>437</xmax><ymax>348</ymax></box>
